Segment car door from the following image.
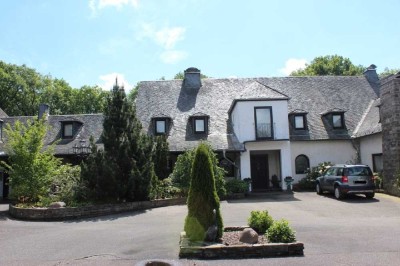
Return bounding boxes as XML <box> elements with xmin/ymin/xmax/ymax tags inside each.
<box><xmin>319</xmin><ymin>168</ymin><xmax>332</xmax><ymax>190</ymax></box>
<box><xmin>324</xmin><ymin>167</ymin><xmax>338</xmax><ymax>192</ymax></box>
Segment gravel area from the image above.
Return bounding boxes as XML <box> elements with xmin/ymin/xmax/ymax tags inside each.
<box><xmin>220</xmin><ymin>231</ymin><xmax>268</xmax><ymax>246</ymax></box>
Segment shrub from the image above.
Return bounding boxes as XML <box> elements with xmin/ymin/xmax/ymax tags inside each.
<box><xmin>248</xmin><ymin>210</ymin><xmax>274</xmax><ymax>234</ymax></box>
<box><xmin>170</xmin><ymin>143</ymin><xmax>226</xmax><ymax>198</ymax></box>
<box><xmin>169</xmin><ymin>149</ymin><xmax>196</xmax><ymax>195</ymax></box>
<box><xmin>50</xmin><ymin>164</ymin><xmax>81</xmax><ymax>206</ymax></box>
<box><xmin>266</xmin><ymin>219</ymin><xmax>296</xmax><ymax>243</ymax></box>
<box><xmin>1</xmin><ymin>118</ymin><xmax>61</xmax><ymax>204</ymax></box>
<box><xmin>373</xmin><ymin>172</ymin><xmax>383</xmax><ymax>189</ymax></box>
<box><xmin>184</xmin><ymin>143</ymin><xmax>223</xmax><ymax>241</ymax></box>
<box><xmin>297</xmin><ymin>162</ymin><xmax>332</xmax><ymax>190</ymax></box>
<box><xmin>225</xmin><ymin>179</ymin><xmax>249</xmax><ymax>194</ymax></box>
<box><xmin>149</xmin><ymin>177</ymin><xmax>182</xmax><ymax>200</ymax></box>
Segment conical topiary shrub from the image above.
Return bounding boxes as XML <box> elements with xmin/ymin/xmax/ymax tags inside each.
<box><xmin>184</xmin><ymin>143</ymin><xmax>223</xmax><ymax>241</ymax></box>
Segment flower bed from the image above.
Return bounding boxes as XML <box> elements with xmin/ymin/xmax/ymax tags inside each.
<box><xmin>179</xmin><ymin>226</ymin><xmax>304</xmax><ymax>259</ymax></box>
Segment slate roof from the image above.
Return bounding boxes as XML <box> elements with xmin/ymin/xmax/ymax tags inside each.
<box><xmin>0</xmin><ymin>114</ymin><xmax>103</xmax><ymax>156</ymax></box>
<box><xmin>0</xmin><ymin>107</ymin><xmax>8</xmax><ymax>118</ymax></box>
<box><xmin>352</xmin><ymin>99</ymin><xmax>382</xmax><ymax>138</ymax></box>
<box><xmin>137</xmin><ymin>75</ymin><xmax>379</xmax><ymax>151</ymax></box>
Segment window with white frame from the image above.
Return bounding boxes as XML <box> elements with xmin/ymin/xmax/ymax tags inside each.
<box><xmin>155</xmin><ymin>119</ymin><xmax>167</xmax><ymax>135</ymax></box>
<box><xmin>294</xmin><ymin>114</ymin><xmax>306</xmax><ymax>130</ymax></box>
<box><xmin>62</xmin><ymin>122</ymin><xmax>73</xmax><ymax>138</ymax></box>
<box><xmin>332</xmin><ymin>113</ymin><xmax>344</xmax><ymax>129</ymax></box>
<box><xmin>194</xmin><ymin>117</ymin><xmax>207</xmax><ymax>134</ymax></box>
<box><xmin>254</xmin><ymin>107</ymin><xmax>273</xmax><ymax>139</ymax></box>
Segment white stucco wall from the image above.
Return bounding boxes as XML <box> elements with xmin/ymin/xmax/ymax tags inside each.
<box><xmin>241</xmin><ymin>141</ymin><xmax>292</xmax><ymax>190</ymax></box>
<box><xmin>359</xmin><ymin>133</ymin><xmax>382</xmax><ymax>170</ymax></box>
<box><xmin>231</xmin><ymin>100</ymin><xmax>289</xmax><ymax>143</ymax></box>
<box><xmin>290</xmin><ymin>140</ymin><xmax>357</xmax><ymax>183</ymax></box>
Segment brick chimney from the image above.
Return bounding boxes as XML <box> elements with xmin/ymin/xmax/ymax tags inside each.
<box><xmin>184</xmin><ymin>67</ymin><xmax>202</xmax><ymax>91</ymax></box>
<box><xmin>38</xmin><ymin>103</ymin><xmax>50</xmax><ymax>120</ymax></box>
<box><xmin>363</xmin><ymin>64</ymin><xmax>380</xmax><ymax>96</ymax></box>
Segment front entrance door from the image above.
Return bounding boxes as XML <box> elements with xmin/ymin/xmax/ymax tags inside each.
<box><xmin>250</xmin><ymin>154</ymin><xmax>269</xmax><ymax>190</ymax></box>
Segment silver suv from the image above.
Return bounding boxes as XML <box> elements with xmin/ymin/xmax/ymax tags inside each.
<box><xmin>316</xmin><ymin>164</ymin><xmax>375</xmax><ymax>199</ymax></box>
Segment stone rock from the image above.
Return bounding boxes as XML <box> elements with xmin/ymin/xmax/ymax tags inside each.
<box><xmin>239</xmin><ymin>228</ymin><xmax>258</xmax><ymax>244</ymax></box>
<box><xmin>49</xmin><ymin>202</ymin><xmax>66</xmax><ymax>208</ymax></box>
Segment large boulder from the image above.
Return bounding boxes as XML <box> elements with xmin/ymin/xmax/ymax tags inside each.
<box><xmin>239</xmin><ymin>228</ymin><xmax>258</xmax><ymax>244</ymax></box>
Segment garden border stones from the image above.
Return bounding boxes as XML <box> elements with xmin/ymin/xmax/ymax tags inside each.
<box><xmin>9</xmin><ymin>197</ymin><xmax>186</xmax><ymax>221</ymax></box>
<box><xmin>179</xmin><ymin>226</ymin><xmax>304</xmax><ymax>259</ymax></box>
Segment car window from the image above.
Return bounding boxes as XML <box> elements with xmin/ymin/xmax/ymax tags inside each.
<box><xmin>325</xmin><ymin>167</ymin><xmax>336</xmax><ymax>176</ymax></box>
<box><xmin>337</xmin><ymin>168</ymin><xmax>344</xmax><ymax>176</ymax></box>
<box><xmin>344</xmin><ymin>167</ymin><xmax>372</xmax><ymax>176</ymax></box>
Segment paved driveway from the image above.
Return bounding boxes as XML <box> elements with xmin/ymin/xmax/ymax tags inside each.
<box><xmin>1</xmin><ymin>192</ymin><xmax>400</xmax><ymax>265</ymax></box>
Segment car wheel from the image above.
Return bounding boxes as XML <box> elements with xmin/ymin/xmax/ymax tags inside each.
<box><xmin>334</xmin><ymin>186</ymin><xmax>344</xmax><ymax>200</ymax></box>
<box><xmin>316</xmin><ymin>183</ymin><xmax>322</xmax><ymax>195</ymax></box>
<box><xmin>365</xmin><ymin>192</ymin><xmax>375</xmax><ymax>199</ymax></box>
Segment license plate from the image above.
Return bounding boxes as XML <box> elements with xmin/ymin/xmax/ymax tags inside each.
<box><xmin>354</xmin><ymin>181</ymin><xmax>366</xmax><ymax>184</ymax></box>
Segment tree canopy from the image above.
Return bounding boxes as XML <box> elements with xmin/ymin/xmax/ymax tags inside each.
<box><xmin>290</xmin><ymin>55</ymin><xmax>365</xmax><ymax>76</ymax></box>
<box><xmin>379</xmin><ymin>67</ymin><xmax>400</xmax><ymax>78</ymax></box>
<box><xmin>0</xmin><ymin>60</ymin><xmax>109</xmax><ymax>116</ymax></box>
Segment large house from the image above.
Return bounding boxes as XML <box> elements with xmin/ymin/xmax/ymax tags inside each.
<box><xmin>136</xmin><ymin>66</ymin><xmax>387</xmax><ymax>191</ymax></box>
<box><xmin>1</xmin><ymin>65</ymin><xmax>399</xmax><ymax>197</ymax></box>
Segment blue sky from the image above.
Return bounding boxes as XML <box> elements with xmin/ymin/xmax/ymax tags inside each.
<box><xmin>0</xmin><ymin>0</ymin><xmax>399</xmax><ymax>91</ymax></box>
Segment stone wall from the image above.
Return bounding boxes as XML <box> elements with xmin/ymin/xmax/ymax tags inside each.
<box><xmin>381</xmin><ymin>76</ymin><xmax>400</xmax><ymax>196</ymax></box>
<box><xmin>9</xmin><ymin>198</ymin><xmax>186</xmax><ymax>221</ymax></box>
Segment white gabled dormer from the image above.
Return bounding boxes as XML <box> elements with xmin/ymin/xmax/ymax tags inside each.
<box><xmin>228</xmin><ymin>82</ymin><xmax>290</xmax><ymax>143</ymax></box>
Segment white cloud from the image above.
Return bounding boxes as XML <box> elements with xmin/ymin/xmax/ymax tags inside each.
<box><xmin>89</xmin><ymin>0</ymin><xmax>139</xmax><ymax>16</ymax></box>
<box><xmin>140</xmin><ymin>24</ymin><xmax>186</xmax><ymax>50</ymax></box>
<box><xmin>280</xmin><ymin>58</ymin><xmax>308</xmax><ymax>75</ymax></box>
<box><xmin>155</xmin><ymin>27</ymin><xmax>186</xmax><ymax>50</ymax></box>
<box><xmin>98</xmin><ymin>72</ymin><xmax>133</xmax><ymax>92</ymax></box>
<box><xmin>138</xmin><ymin>23</ymin><xmax>188</xmax><ymax>64</ymax></box>
<box><xmin>160</xmin><ymin>50</ymin><xmax>188</xmax><ymax>64</ymax></box>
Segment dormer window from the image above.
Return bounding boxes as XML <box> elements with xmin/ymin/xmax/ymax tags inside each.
<box><xmin>156</xmin><ymin>120</ymin><xmax>166</xmax><ymax>134</ymax></box>
<box><xmin>189</xmin><ymin>114</ymin><xmax>209</xmax><ymax>135</ymax></box>
<box><xmin>61</xmin><ymin>120</ymin><xmax>83</xmax><ymax>139</ymax></box>
<box><xmin>321</xmin><ymin>109</ymin><xmax>346</xmax><ymax>130</ymax></box>
<box><xmin>294</xmin><ymin>114</ymin><xmax>306</xmax><ymax>130</ymax></box>
<box><xmin>332</xmin><ymin>113</ymin><xmax>344</xmax><ymax>129</ymax></box>
<box><xmin>152</xmin><ymin>117</ymin><xmax>171</xmax><ymax>135</ymax></box>
<box><xmin>62</xmin><ymin>122</ymin><xmax>73</xmax><ymax>139</ymax></box>
<box><xmin>194</xmin><ymin>117</ymin><xmax>207</xmax><ymax>134</ymax></box>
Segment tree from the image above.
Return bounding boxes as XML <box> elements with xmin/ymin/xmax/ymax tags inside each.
<box><xmin>0</xmin><ymin>61</ymin><xmax>43</xmax><ymax>116</ymax></box>
<box><xmin>0</xmin><ymin>60</ymin><xmax>109</xmax><ymax>116</ymax></box>
<box><xmin>1</xmin><ymin>118</ymin><xmax>61</xmax><ymax>203</ymax></box>
<box><xmin>73</xmin><ymin>85</ymin><xmax>109</xmax><ymax>114</ymax></box>
<box><xmin>153</xmin><ymin>136</ymin><xmax>170</xmax><ymax>180</ymax></box>
<box><xmin>101</xmin><ymin>81</ymin><xmax>138</xmax><ymax>201</ymax></box>
<box><xmin>169</xmin><ymin>144</ymin><xmax>226</xmax><ymax>198</ymax></box>
<box><xmin>290</xmin><ymin>55</ymin><xmax>365</xmax><ymax>76</ymax></box>
<box><xmin>127</xmin><ymin>83</ymin><xmax>139</xmax><ymax>105</ymax></box>
<box><xmin>80</xmin><ymin>80</ymin><xmax>159</xmax><ymax>202</ymax></box>
<box><xmin>79</xmin><ymin>137</ymin><xmax>116</xmax><ymax>201</ymax></box>
<box><xmin>184</xmin><ymin>143</ymin><xmax>223</xmax><ymax>241</ymax></box>
<box><xmin>379</xmin><ymin>67</ymin><xmax>400</xmax><ymax>78</ymax></box>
